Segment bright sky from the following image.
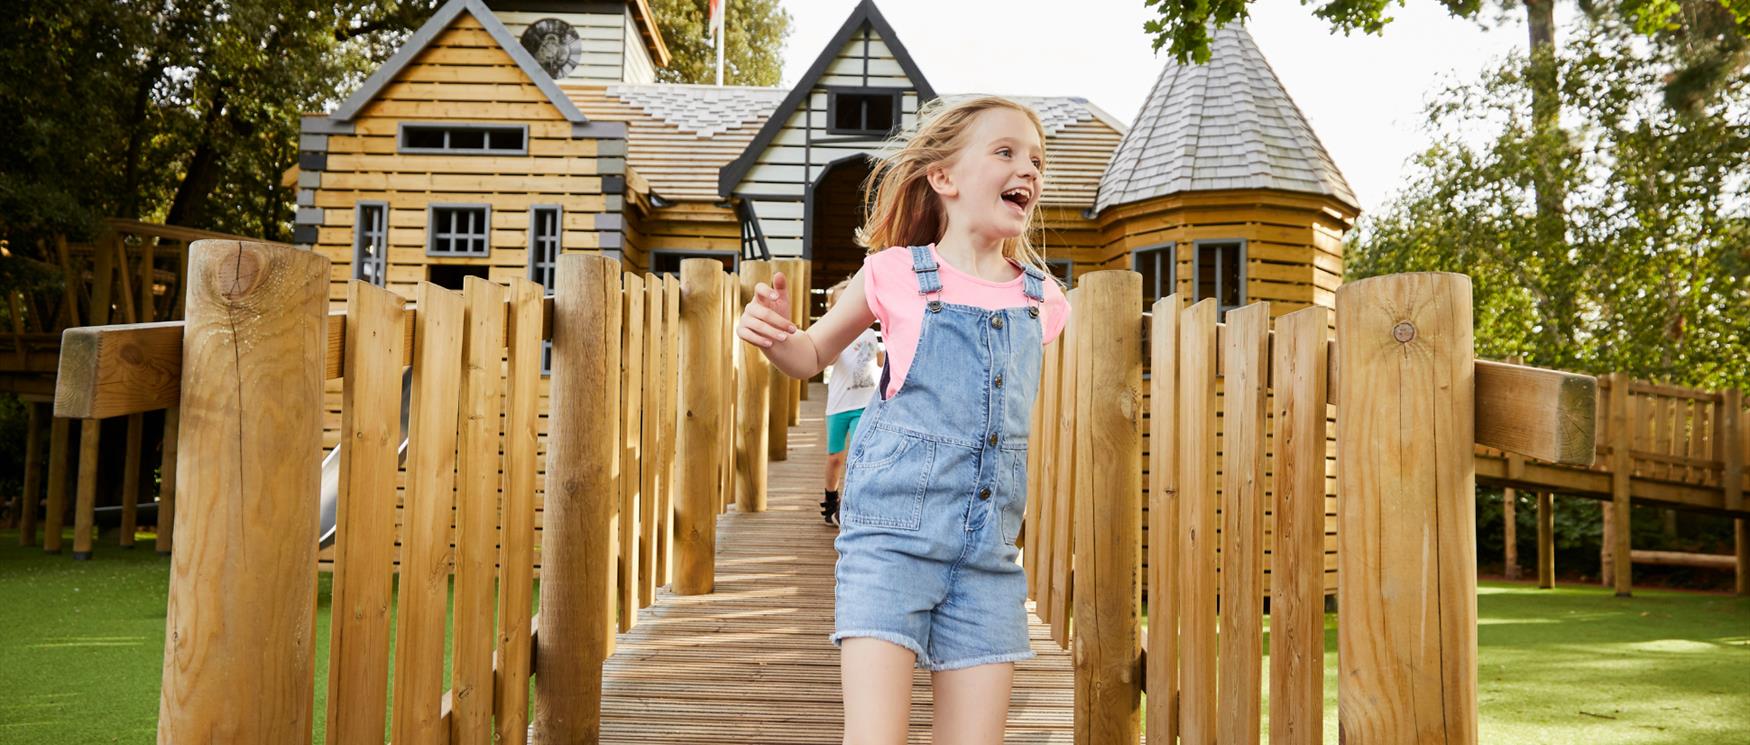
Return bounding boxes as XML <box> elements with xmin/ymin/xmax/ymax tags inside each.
<box><xmin>779</xmin><ymin>0</ymin><xmax>1581</xmax><ymax>217</ymax></box>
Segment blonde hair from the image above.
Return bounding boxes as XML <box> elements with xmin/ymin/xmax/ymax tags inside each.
<box><xmin>854</xmin><ymin>95</ymin><xmax>1053</xmax><ymax>277</ymax></box>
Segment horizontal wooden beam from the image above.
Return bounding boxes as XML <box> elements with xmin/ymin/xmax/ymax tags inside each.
<box><xmin>53</xmin><ymin>294</ymin><xmax>555</xmax><ymax>419</ymax></box>
<box><xmin>1473</xmin><ymin>359</ymin><xmax>1597</xmax><ymax>466</ymax></box>
<box><xmin>1630</xmin><ymin>549</ymin><xmax>1735</xmax><ymax>571</ymax></box>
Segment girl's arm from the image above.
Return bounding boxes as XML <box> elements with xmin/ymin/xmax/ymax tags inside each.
<box><xmin>738</xmin><ymin>266</ymin><xmax>877</xmax><ymax>381</ymax></box>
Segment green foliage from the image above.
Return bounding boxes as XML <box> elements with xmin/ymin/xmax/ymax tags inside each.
<box><xmin>648</xmin><ymin>0</ymin><xmax>793</xmax><ymax>86</ymax></box>
<box><xmin>1350</xmin><ymin>15</ymin><xmax>1750</xmax><ymax>390</ymax></box>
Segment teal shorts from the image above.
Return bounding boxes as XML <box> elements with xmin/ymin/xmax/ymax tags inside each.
<box><xmin>826</xmin><ymin>408</ymin><xmax>865</xmax><ymax>454</ymax></box>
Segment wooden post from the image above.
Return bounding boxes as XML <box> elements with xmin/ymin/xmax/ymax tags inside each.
<box><xmin>157</xmin><ymin>240</ymin><xmax>326</xmax><ymax>745</ymax></box>
<box><xmin>1177</xmin><ymin>298</ymin><xmax>1220</xmax><ymax>743</ymax></box>
<box><xmin>324</xmin><ymin>280</ymin><xmax>406</xmax><ymax>745</ymax></box>
<box><xmin>120</xmin><ymin>413</ymin><xmax>144</xmax><ymax>547</ymax></box>
<box><xmin>657</xmin><ymin>276</ymin><xmax>680</xmax><ymax>587</ymax></box>
<box><xmin>1071</xmin><ymin>270</ymin><xmax>1141</xmax><ymax>745</ymax></box>
<box><xmin>155</xmin><ymin>407</ymin><xmax>178</xmax><ymax>555</ymax></box>
<box><xmin>1336</xmin><ymin>272</ymin><xmax>1477</xmax><ymax>745</ymax></box>
<box><xmin>717</xmin><ymin>271</ymin><xmax>736</xmax><ymax>514</ymax></box>
<box><xmin>675</xmin><ymin>258</ymin><xmax>723</xmax><ymax>595</ymax></box>
<box><xmin>535</xmin><ymin>255</ymin><xmax>620</xmax><ymax>743</ymax></box>
<box><xmin>736</xmin><ymin>261</ymin><xmax>773</xmax><ymax>512</ymax></box>
<box><xmin>617</xmin><ymin>273</ymin><xmax>646</xmax><ymax>632</ymax></box>
<box><xmin>1270</xmin><ymin>305</ymin><xmax>1329</xmax><ymax>745</ymax></box>
<box><xmin>19</xmin><ymin>402</ymin><xmax>42</xmax><ymax>547</ymax></box>
<box><xmin>1048</xmin><ymin>289</ymin><xmax>1081</xmax><ymax>647</ymax></box>
<box><xmin>1503</xmin><ymin>487</ymin><xmax>1520</xmax><ymax>580</ymax></box>
<box><xmin>767</xmin><ymin>264</ymin><xmax>792</xmax><ymax>461</ymax></box>
<box><xmin>1720</xmin><ymin>389</ymin><xmax>1744</xmax><ymax>595</ymax></box>
<box><xmin>495</xmin><ymin>278</ymin><xmax>544</xmax><ymax>744</ymax></box>
<box><xmin>73</xmin><ymin>418</ymin><xmax>100</xmax><ymax>559</ymax></box>
<box><xmin>1609</xmin><ymin>373</ymin><xmax>1633</xmax><ymax>597</ymax></box>
<box><xmin>1537</xmin><ymin>492</ymin><xmax>1555</xmax><ymax>589</ymax></box>
<box><xmin>389</xmin><ymin>283</ymin><xmax>465</xmax><ymax>745</ymax></box>
<box><xmin>1600</xmin><ymin>500</ymin><xmax>1615</xmax><ymax>588</ymax></box>
<box><xmin>1217</xmin><ymin>301</ymin><xmax>1269</xmax><ymax>745</ymax></box>
<box><xmin>780</xmin><ymin>258</ymin><xmax>804</xmax><ymax>424</ymax></box>
<box><xmin>638</xmin><ymin>275</ymin><xmax>665</xmax><ymax>608</ymax></box>
<box><xmin>44</xmin><ymin>416</ymin><xmax>70</xmax><ymax>553</ymax></box>
<box><xmin>1145</xmin><ymin>295</ymin><xmax>1179</xmax><ymax>745</ymax></box>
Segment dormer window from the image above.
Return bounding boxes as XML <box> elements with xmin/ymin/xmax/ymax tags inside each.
<box><xmin>828</xmin><ymin>88</ymin><xmax>900</xmax><ymax>136</ymax></box>
<box><xmin>399</xmin><ymin>124</ymin><xmax>527</xmax><ymax>155</ymax></box>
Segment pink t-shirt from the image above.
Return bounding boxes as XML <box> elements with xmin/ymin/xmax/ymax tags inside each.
<box><xmin>862</xmin><ymin>244</ymin><xmax>1070</xmax><ymax>399</ymax></box>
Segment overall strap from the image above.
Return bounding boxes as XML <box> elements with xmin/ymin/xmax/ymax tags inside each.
<box><xmin>1021</xmin><ymin>264</ymin><xmax>1047</xmax><ymax>317</ymax></box>
<box><xmin>909</xmin><ymin>245</ymin><xmax>944</xmax><ymax>312</ymax></box>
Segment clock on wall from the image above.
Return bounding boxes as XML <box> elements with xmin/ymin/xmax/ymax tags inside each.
<box><xmin>521</xmin><ymin>18</ymin><xmax>582</xmax><ymax>79</ymax></box>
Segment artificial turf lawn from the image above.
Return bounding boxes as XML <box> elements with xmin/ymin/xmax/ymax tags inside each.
<box><xmin>2</xmin><ymin>530</ymin><xmax>1745</xmax><ymax>744</ymax></box>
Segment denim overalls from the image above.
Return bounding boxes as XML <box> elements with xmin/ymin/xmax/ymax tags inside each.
<box><xmin>830</xmin><ymin>245</ymin><xmax>1046</xmax><ymax>672</ymax></box>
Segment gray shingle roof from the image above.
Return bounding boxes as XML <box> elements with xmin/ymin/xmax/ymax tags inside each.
<box><xmin>606</xmin><ymin>83</ymin><xmax>789</xmax><ymax>138</ymax></box>
<box><xmin>1093</xmin><ymin>23</ymin><xmax>1358</xmax><ymax>215</ymax></box>
<box><xmin>936</xmin><ymin>94</ymin><xmax>1128</xmax><ymax>137</ymax></box>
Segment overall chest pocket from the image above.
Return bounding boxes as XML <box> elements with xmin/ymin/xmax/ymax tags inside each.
<box><xmin>843</xmin><ymin>429</ymin><xmax>935</xmax><ymax>531</ymax></box>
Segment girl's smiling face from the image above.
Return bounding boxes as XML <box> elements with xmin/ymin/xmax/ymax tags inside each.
<box><xmin>928</xmin><ymin>107</ymin><xmax>1045</xmax><ymax>241</ymax></box>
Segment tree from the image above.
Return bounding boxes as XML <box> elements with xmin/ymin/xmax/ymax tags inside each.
<box><xmin>648</xmin><ymin>0</ymin><xmax>793</xmax><ymax>86</ymax></box>
<box><xmin>1349</xmin><ymin>15</ymin><xmax>1750</xmax><ymax>390</ymax></box>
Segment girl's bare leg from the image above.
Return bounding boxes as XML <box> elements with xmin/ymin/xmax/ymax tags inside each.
<box><xmin>930</xmin><ymin>662</ymin><xmax>1014</xmax><ymax>745</ymax></box>
<box><xmin>826</xmin><ymin>451</ymin><xmax>847</xmax><ymax>491</ymax></box>
<box><xmin>841</xmin><ymin>637</ymin><xmax>915</xmax><ymax>745</ymax></box>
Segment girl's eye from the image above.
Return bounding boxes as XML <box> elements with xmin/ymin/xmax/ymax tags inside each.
<box><xmin>997</xmin><ymin>147</ymin><xmax>1011</xmax><ymax>157</ymax></box>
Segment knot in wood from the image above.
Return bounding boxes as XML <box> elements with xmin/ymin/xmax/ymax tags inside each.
<box><xmin>1392</xmin><ymin>321</ymin><xmax>1416</xmax><ymax>343</ymax></box>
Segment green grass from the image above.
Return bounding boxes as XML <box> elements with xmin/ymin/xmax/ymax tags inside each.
<box><xmin>2</xmin><ymin>531</ymin><xmax>1744</xmax><ymax>744</ymax></box>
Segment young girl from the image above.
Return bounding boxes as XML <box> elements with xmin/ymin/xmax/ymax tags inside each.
<box><xmin>819</xmin><ymin>278</ymin><xmax>885</xmax><ymax>528</ymax></box>
<box><xmin>734</xmin><ymin>95</ymin><xmax>1069</xmax><ymax>745</ymax></box>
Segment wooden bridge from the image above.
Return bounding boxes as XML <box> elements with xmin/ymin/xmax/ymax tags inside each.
<box><xmin>49</xmin><ymin>241</ymin><xmax>1729</xmax><ymax>744</ymax></box>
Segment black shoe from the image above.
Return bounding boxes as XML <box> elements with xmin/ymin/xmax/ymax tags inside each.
<box><xmin>820</xmin><ymin>491</ymin><xmax>841</xmax><ymax>527</ymax></box>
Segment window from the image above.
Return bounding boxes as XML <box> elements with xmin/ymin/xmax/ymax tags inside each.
<box><xmin>353</xmin><ymin>202</ymin><xmax>387</xmax><ymax>286</ymax></box>
<box><xmin>1194</xmin><ymin>240</ymin><xmax>1245</xmax><ymax>315</ymax></box>
<box><xmin>1133</xmin><ymin>243</ymin><xmax>1174</xmax><ymax>305</ymax></box>
<box><xmin>399</xmin><ymin>124</ymin><xmax>527</xmax><ymax>154</ymax></box>
<box><xmin>1045</xmin><ymin>258</ymin><xmax>1073</xmax><ymax>288</ymax></box>
<box><xmin>427</xmin><ymin>205</ymin><xmax>490</xmax><ymax>256</ymax></box>
<box><xmin>529</xmin><ymin>206</ymin><xmax>561</xmax><ymax>374</ymax></box>
<box><xmin>828</xmin><ymin>89</ymin><xmax>900</xmax><ymax>136</ymax></box>
<box><xmin>652</xmin><ymin>250</ymin><xmax>737</xmax><ymax>278</ymax></box>
<box><xmin>427</xmin><ymin>264</ymin><xmax>489</xmax><ymax>290</ymax></box>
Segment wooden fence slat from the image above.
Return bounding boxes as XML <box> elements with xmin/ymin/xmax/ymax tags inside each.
<box><xmin>1610</xmin><ymin>374</ymin><xmax>1634</xmax><ymax>596</ymax></box>
<box><xmin>602</xmin><ymin>265</ymin><xmax>624</xmax><ymax>658</ymax></box>
<box><xmin>155</xmin><ymin>408</ymin><xmax>178</xmax><ymax>555</ymax></box>
<box><xmin>494</xmin><ymin>278</ymin><xmax>543</xmax><ymax>744</ymax></box>
<box><xmin>736</xmin><ymin>262</ymin><xmax>773</xmax><ymax>514</ymax></box>
<box><xmin>676</xmin><ymin>259</ymin><xmax>724</xmax><ymax>595</ymax></box>
<box><xmin>1027</xmin><ymin>321</ymin><xmax>1062</xmax><ymax>596</ymax></box>
<box><xmin>1145</xmin><ymin>294</ymin><xmax>1180</xmax><ymax>745</ymax></box>
<box><xmin>324</xmin><ymin>280</ymin><xmax>407</xmax><ymax>745</ymax></box>
<box><xmin>390</xmin><ymin>283</ymin><xmax>466</xmax><ymax>745</ymax></box>
<box><xmin>158</xmin><ymin>240</ymin><xmax>326</xmax><ymax>745</ymax></box>
<box><xmin>722</xmin><ymin>271</ymin><xmax>739</xmax><ymax>515</ymax></box>
<box><xmin>1217</xmin><ymin>301</ymin><xmax>1269</xmax><ymax>745</ymax></box>
<box><xmin>1270</xmin><ymin>304</ymin><xmax>1329</xmax><ymax>745</ymax></box>
<box><xmin>534</xmin><ymin>255</ymin><xmax>621</xmax><ymax>742</ymax></box>
<box><xmin>618</xmin><ymin>272</ymin><xmax>646</xmax><ymax>633</ymax></box>
<box><xmin>19</xmin><ymin>402</ymin><xmax>42</xmax><ymax>547</ymax></box>
<box><xmin>1177</xmin><ymin>298</ymin><xmax>1220</xmax><ymax>743</ymax></box>
<box><xmin>658</xmin><ymin>275</ymin><xmax>680</xmax><ymax>587</ymax></box>
<box><xmin>451</xmin><ymin>276</ymin><xmax>505</xmax><ymax>742</ymax></box>
<box><xmin>1048</xmin><ymin>288</ymin><xmax>1081</xmax><ymax>649</ymax></box>
<box><xmin>640</xmin><ymin>274</ymin><xmax>666</xmax><ymax>608</ymax></box>
<box><xmin>1335</xmin><ymin>272</ymin><xmax>1477</xmax><ymax>745</ymax></box>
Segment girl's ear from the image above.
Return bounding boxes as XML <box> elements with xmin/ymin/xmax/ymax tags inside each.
<box><xmin>925</xmin><ymin>162</ymin><xmax>956</xmax><ymax>198</ymax></box>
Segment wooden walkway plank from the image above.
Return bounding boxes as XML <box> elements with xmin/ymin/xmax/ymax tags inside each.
<box><xmin>598</xmin><ymin>382</ymin><xmax>1085</xmax><ymax>744</ymax></box>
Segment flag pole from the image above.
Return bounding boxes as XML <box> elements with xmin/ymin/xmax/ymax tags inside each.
<box><xmin>715</xmin><ymin>0</ymin><xmax>726</xmax><ymax>86</ymax></box>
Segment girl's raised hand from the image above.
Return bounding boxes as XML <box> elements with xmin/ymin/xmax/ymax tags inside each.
<box><xmin>737</xmin><ymin>270</ymin><xmax>798</xmax><ymax>349</ymax></box>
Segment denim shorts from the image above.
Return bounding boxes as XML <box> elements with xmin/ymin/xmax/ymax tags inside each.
<box><xmin>828</xmin><ymin>422</ymin><xmax>1036</xmax><ymax>672</ymax></box>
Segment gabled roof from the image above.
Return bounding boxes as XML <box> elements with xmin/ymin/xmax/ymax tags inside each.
<box><xmin>1093</xmin><ymin>23</ymin><xmax>1357</xmax><ymax>215</ymax></box>
<box><xmin>330</xmin><ymin>0</ymin><xmax>588</xmax><ymax>125</ymax></box>
<box><xmin>716</xmin><ymin>0</ymin><xmax>936</xmax><ymax>197</ymax></box>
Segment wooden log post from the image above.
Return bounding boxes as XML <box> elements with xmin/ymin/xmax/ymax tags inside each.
<box><xmin>72</xmin><ymin>418</ymin><xmax>100</xmax><ymax>559</ymax></box>
<box><xmin>157</xmin><ymin>240</ymin><xmax>327</xmax><ymax>745</ymax></box>
<box><xmin>535</xmin><ymin>255</ymin><xmax>620</xmax><ymax>743</ymax></box>
<box><xmin>767</xmin><ymin>261</ymin><xmax>792</xmax><ymax>462</ymax></box>
<box><xmin>1609</xmin><ymin>373</ymin><xmax>1633</xmax><ymax>597</ymax></box>
<box><xmin>1177</xmin><ymin>298</ymin><xmax>1220</xmax><ymax>742</ymax></box>
<box><xmin>155</xmin><ymin>408</ymin><xmax>179</xmax><ymax>555</ymax></box>
<box><xmin>736</xmin><ymin>261</ymin><xmax>774</xmax><ymax>513</ymax></box>
<box><xmin>1503</xmin><ymin>487</ymin><xmax>1520</xmax><ymax>580</ymax></box>
<box><xmin>19</xmin><ymin>402</ymin><xmax>42</xmax><ymax>546</ymax></box>
<box><xmin>1537</xmin><ymin>492</ymin><xmax>1555</xmax><ymax>589</ymax></box>
<box><xmin>675</xmin><ymin>258</ymin><xmax>724</xmax><ymax>595</ymax></box>
<box><xmin>1071</xmin><ymin>270</ymin><xmax>1142</xmax><ymax>745</ymax></box>
<box><xmin>1144</xmin><ymin>295</ymin><xmax>1179</xmax><ymax>745</ymax></box>
<box><xmin>1720</xmin><ymin>389</ymin><xmax>1744</xmax><ymax>595</ymax></box>
<box><xmin>1336</xmin><ymin>272</ymin><xmax>1477</xmax><ymax>745</ymax></box>
<box><xmin>1270</xmin><ymin>305</ymin><xmax>1330</xmax><ymax>745</ymax></box>
<box><xmin>1218</xmin><ymin>301</ymin><xmax>1270</xmax><ymax>745</ymax></box>
<box><xmin>781</xmin><ymin>258</ymin><xmax>805</xmax><ymax>424</ymax></box>
<box><xmin>120</xmin><ymin>413</ymin><xmax>143</xmax><ymax>547</ymax></box>
<box><xmin>324</xmin><ymin>280</ymin><xmax>406</xmax><ymax>745</ymax></box>
<box><xmin>43</xmin><ymin>416</ymin><xmax>70</xmax><ymax>553</ymax></box>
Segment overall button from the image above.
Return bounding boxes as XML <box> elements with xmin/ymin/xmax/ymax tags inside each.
<box><xmin>994</xmin><ymin>373</ymin><xmax>1004</xmax><ymax>388</ymax></box>
<box><xmin>991</xmin><ymin>315</ymin><xmax>1005</xmax><ymax>329</ymax></box>
<box><xmin>979</xmin><ymin>487</ymin><xmax>991</xmax><ymax>500</ymax></box>
<box><xmin>987</xmin><ymin>433</ymin><xmax>999</xmax><ymax>446</ymax></box>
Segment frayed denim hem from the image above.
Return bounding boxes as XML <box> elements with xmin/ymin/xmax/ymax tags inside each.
<box><xmin>924</xmin><ymin>648</ymin><xmax>1035</xmax><ymax>672</ymax></box>
<box><xmin>830</xmin><ymin>629</ymin><xmax>933</xmax><ymax>669</ymax></box>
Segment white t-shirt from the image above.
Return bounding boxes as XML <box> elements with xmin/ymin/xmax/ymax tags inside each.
<box><xmin>825</xmin><ymin>328</ymin><xmax>882</xmax><ymax>416</ymax></box>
